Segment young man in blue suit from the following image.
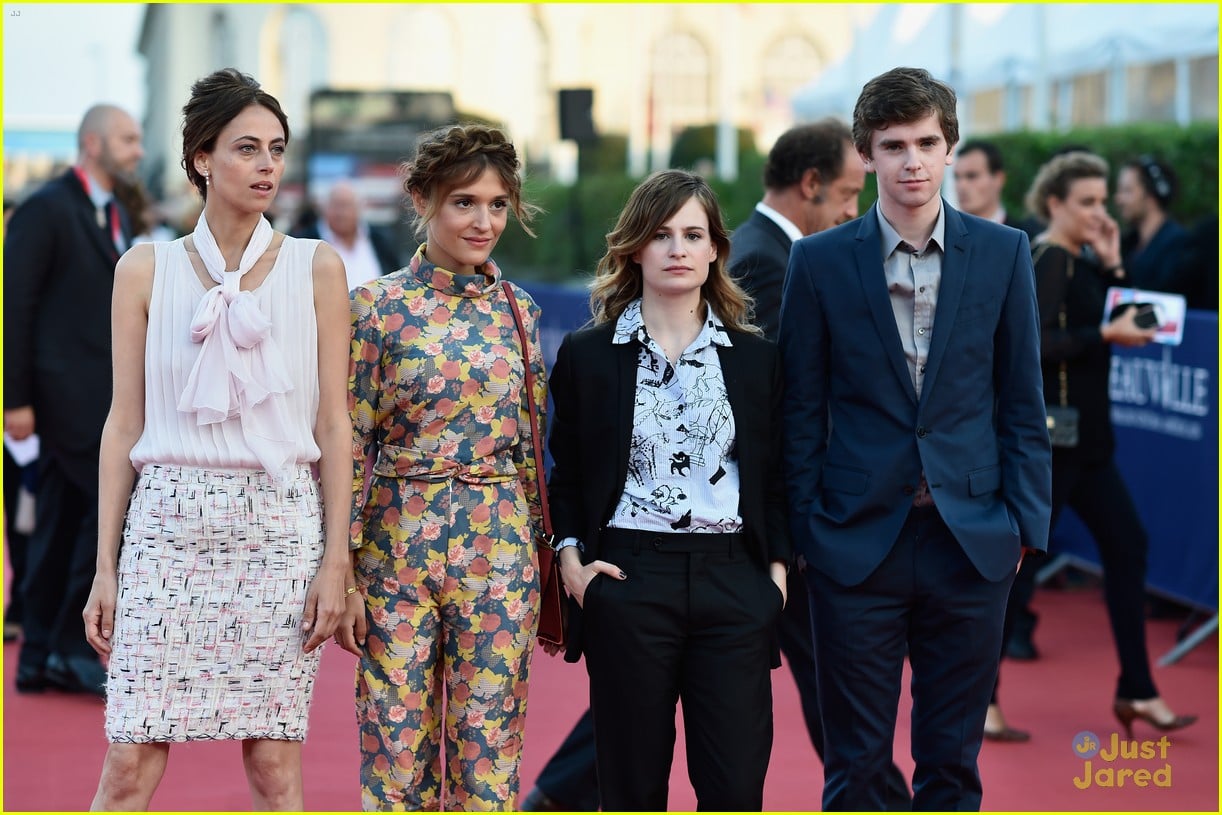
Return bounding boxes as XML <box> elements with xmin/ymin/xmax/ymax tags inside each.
<box><xmin>779</xmin><ymin>68</ymin><xmax>1052</xmax><ymax>810</ymax></box>
<box><xmin>730</xmin><ymin>119</ymin><xmax>918</xmax><ymax>810</ymax></box>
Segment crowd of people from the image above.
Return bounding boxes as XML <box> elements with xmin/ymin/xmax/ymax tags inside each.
<box><xmin>2</xmin><ymin>63</ymin><xmax>1208</xmax><ymax>812</ymax></box>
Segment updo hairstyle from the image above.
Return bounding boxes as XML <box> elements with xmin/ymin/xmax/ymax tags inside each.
<box><xmin>180</xmin><ymin>68</ymin><xmax>290</xmax><ymax>199</ymax></box>
<box><xmin>401</xmin><ymin>124</ymin><xmax>538</xmax><ymax>238</ymax></box>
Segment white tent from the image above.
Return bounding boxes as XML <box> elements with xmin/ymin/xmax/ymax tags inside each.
<box><xmin>792</xmin><ymin>3</ymin><xmax>1219</xmax><ymax>128</ymax></box>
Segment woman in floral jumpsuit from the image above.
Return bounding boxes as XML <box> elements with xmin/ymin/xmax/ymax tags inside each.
<box><xmin>346</xmin><ymin>124</ymin><xmax>545</xmax><ymax>811</ymax></box>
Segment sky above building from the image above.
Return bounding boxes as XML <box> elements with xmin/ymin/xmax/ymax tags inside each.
<box><xmin>2</xmin><ymin>3</ymin><xmax>1217</xmax><ymax>129</ymax></box>
<box><xmin>3</xmin><ymin>3</ymin><xmax>145</xmax><ymax>127</ymax></box>
<box><xmin>794</xmin><ymin>3</ymin><xmax>1219</xmax><ymax>117</ymax></box>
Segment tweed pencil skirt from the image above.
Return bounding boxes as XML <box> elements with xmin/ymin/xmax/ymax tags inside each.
<box><xmin>105</xmin><ymin>464</ymin><xmax>325</xmax><ymax>743</ymax></box>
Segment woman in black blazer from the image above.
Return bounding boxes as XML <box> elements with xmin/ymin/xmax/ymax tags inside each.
<box><xmin>547</xmin><ymin>170</ymin><xmax>791</xmax><ymax>811</ymax></box>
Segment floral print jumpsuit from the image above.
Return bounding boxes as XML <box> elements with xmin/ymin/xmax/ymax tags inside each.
<box><xmin>349</xmin><ymin>246</ymin><xmax>546</xmax><ymax>811</ymax></box>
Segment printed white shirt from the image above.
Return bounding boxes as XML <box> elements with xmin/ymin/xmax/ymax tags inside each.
<box><xmin>606</xmin><ymin>300</ymin><xmax>743</xmax><ymax>534</ymax></box>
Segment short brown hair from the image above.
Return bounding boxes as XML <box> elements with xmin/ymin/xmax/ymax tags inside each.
<box><xmin>852</xmin><ymin>67</ymin><xmax>958</xmax><ymax>159</ymax></box>
<box><xmin>401</xmin><ymin>124</ymin><xmax>538</xmax><ymax>238</ymax></box>
<box><xmin>181</xmin><ymin>68</ymin><xmax>289</xmax><ymax>200</ymax></box>
<box><xmin>764</xmin><ymin>117</ymin><xmax>853</xmax><ymax>191</ymax></box>
<box><xmin>1024</xmin><ymin>151</ymin><xmax>1109</xmax><ymax>222</ymax></box>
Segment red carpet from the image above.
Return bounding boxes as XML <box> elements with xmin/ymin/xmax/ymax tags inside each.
<box><xmin>2</xmin><ymin>585</ymin><xmax>1216</xmax><ymax>811</ymax></box>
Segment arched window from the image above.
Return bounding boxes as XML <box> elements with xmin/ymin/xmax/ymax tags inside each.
<box><xmin>651</xmin><ymin>32</ymin><xmax>711</xmax><ymax>128</ymax></box>
<box><xmin>260</xmin><ymin>7</ymin><xmax>329</xmax><ymax>131</ymax></box>
<box><xmin>492</xmin><ymin>14</ymin><xmax>548</xmax><ymax>159</ymax></box>
<box><xmin>280</xmin><ymin>8</ymin><xmax>329</xmax><ymax>126</ymax></box>
<box><xmin>761</xmin><ymin>35</ymin><xmax>823</xmax><ymax>112</ymax></box>
<box><xmin>211</xmin><ymin>10</ymin><xmax>235</xmax><ymax>68</ymax></box>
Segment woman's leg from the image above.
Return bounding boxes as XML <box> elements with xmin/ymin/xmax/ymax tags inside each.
<box><xmin>680</xmin><ymin>548</ymin><xmax>778</xmax><ymax>811</ymax></box>
<box><xmin>1066</xmin><ymin>458</ymin><xmax>1157</xmax><ymax>700</ymax></box>
<box><xmin>242</xmin><ymin>739</ymin><xmax>304</xmax><ymax>810</ymax></box>
<box><xmin>91</xmin><ymin>742</ymin><xmax>170</xmax><ymax>811</ymax></box>
<box><xmin>357</xmin><ymin>477</ymin><xmax>456</xmax><ymax>810</ymax></box>
<box><xmin>355</xmin><ymin>515</ymin><xmax>446</xmax><ymax>811</ymax></box>
<box><xmin>441</xmin><ymin>481</ymin><xmax>537</xmax><ymax>811</ymax></box>
<box><xmin>583</xmin><ymin>535</ymin><xmax>688</xmax><ymax>811</ymax></box>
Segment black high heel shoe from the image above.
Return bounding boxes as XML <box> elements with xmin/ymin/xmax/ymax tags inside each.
<box><xmin>1112</xmin><ymin>698</ymin><xmax>1197</xmax><ymax>739</ymax></box>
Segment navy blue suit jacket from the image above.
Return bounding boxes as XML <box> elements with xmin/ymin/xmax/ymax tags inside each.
<box><xmin>779</xmin><ymin>201</ymin><xmax>1052</xmax><ymax>586</ymax></box>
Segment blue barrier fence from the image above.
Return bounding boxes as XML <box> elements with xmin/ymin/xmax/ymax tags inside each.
<box><xmin>1051</xmin><ymin>310</ymin><xmax>1218</xmax><ymax>612</ymax></box>
<box><xmin>519</xmin><ymin>282</ymin><xmax>1219</xmax><ymax>613</ymax></box>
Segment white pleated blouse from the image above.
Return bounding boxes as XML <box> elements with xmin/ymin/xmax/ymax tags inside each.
<box><xmin>128</xmin><ymin>237</ymin><xmax>322</xmax><ymax>472</ymax></box>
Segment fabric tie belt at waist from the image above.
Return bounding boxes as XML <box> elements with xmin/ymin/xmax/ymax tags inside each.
<box><xmin>600</xmin><ymin>528</ymin><xmax>746</xmax><ymax>555</ymax></box>
<box><xmin>372</xmin><ymin>444</ymin><xmax>518</xmax><ymax>484</ymax></box>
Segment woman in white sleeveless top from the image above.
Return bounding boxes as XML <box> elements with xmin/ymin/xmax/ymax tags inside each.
<box><xmin>82</xmin><ymin>68</ymin><xmax>357</xmax><ymax>810</ymax></box>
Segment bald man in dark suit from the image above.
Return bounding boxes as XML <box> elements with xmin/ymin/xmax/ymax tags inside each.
<box><xmin>4</xmin><ymin>104</ymin><xmax>144</xmax><ymax>698</ymax></box>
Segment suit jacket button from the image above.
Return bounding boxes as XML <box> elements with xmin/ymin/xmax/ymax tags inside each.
<box><xmin>917</xmin><ymin>426</ymin><xmax>928</xmax><ymax>438</ymax></box>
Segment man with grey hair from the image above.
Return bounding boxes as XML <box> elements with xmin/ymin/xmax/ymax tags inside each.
<box><xmin>4</xmin><ymin>103</ymin><xmax>143</xmax><ymax>698</ymax></box>
<box><xmin>294</xmin><ymin>181</ymin><xmax>401</xmax><ymax>289</ymax></box>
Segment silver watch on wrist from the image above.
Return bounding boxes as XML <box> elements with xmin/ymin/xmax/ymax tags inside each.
<box><xmin>554</xmin><ymin>537</ymin><xmax>584</xmax><ymax>554</ymax></box>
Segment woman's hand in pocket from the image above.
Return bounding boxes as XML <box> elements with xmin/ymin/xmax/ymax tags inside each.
<box><xmin>559</xmin><ymin>547</ymin><xmax>625</xmax><ymax>608</ymax></box>
<box><xmin>769</xmin><ymin>561</ymin><xmax>788</xmax><ymax>610</ymax></box>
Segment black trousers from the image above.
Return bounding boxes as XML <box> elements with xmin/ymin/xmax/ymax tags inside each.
<box><xmin>17</xmin><ymin>446</ymin><xmax>101</xmax><ymax>669</ymax></box>
<box><xmin>4</xmin><ymin>447</ymin><xmax>31</xmax><ymax>623</ymax></box>
<box><xmin>1050</xmin><ymin>449</ymin><xmax>1155</xmax><ymax>700</ymax></box>
<box><xmin>532</xmin><ymin>709</ymin><xmax>600</xmax><ymax>810</ymax></box>
<box><xmin>809</xmin><ymin>506</ymin><xmax>1013</xmax><ymax>812</ymax></box>
<box><xmin>582</xmin><ymin>529</ymin><xmax>779</xmax><ymax>811</ymax></box>
<box><xmin>533</xmin><ymin>566</ymin><xmax>912</xmax><ymax>811</ymax></box>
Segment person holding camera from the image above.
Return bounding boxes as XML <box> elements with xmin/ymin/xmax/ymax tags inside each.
<box><xmin>1022</xmin><ymin>151</ymin><xmax>1196</xmax><ymax>739</ymax></box>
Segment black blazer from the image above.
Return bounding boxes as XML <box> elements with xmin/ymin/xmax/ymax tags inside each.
<box><xmin>3</xmin><ymin>169</ymin><xmax>132</xmax><ymax>457</ymax></box>
<box><xmin>547</xmin><ymin>320</ymin><xmax>792</xmax><ymax>661</ymax></box>
<box><xmin>728</xmin><ymin>210</ymin><xmax>792</xmax><ymax>341</ymax></box>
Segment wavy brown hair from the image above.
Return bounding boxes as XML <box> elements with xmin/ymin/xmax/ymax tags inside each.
<box><xmin>401</xmin><ymin>124</ymin><xmax>539</xmax><ymax>238</ymax></box>
<box><xmin>1024</xmin><ymin>151</ymin><xmax>1109</xmax><ymax>222</ymax></box>
<box><xmin>589</xmin><ymin>170</ymin><xmax>757</xmax><ymax>333</ymax></box>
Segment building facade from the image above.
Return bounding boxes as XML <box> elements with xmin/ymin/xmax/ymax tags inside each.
<box><xmin>138</xmin><ymin>3</ymin><xmax>855</xmax><ymax>208</ymax></box>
